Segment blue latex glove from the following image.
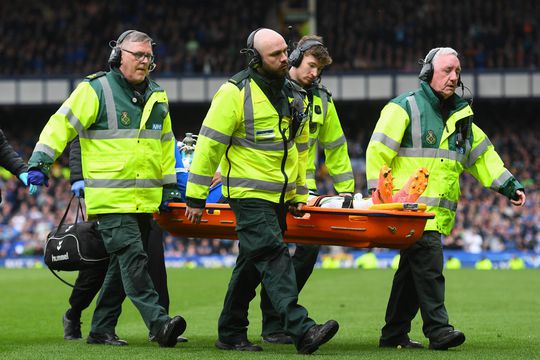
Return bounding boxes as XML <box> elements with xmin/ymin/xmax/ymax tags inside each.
<box><xmin>28</xmin><ymin>169</ymin><xmax>49</xmax><ymax>187</ymax></box>
<box><xmin>71</xmin><ymin>180</ymin><xmax>85</xmax><ymax>198</ymax></box>
<box><xmin>19</xmin><ymin>172</ymin><xmax>40</xmax><ymax>195</ymax></box>
<box><xmin>18</xmin><ymin>172</ymin><xmax>29</xmax><ymax>185</ymax></box>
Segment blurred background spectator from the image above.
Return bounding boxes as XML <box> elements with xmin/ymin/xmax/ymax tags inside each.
<box><xmin>0</xmin><ymin>0</ymin><xmax>539</xmax><ymax>76</ymax></box>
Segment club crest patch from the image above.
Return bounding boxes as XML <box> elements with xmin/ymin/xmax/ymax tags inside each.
<box><xmin>425</xmin><ymin>130</ymin><xmax>437</xmax><ymax>145</ymax></box>
<box><xmin>120</xmin><ymin>111</ymin><xmax>131</xmax><ymax>126</ymax></box>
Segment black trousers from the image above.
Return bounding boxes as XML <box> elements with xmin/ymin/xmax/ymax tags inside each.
<box><xmin>68</xmin><ymin>219</ymin><xmax>169</xmax><ymax>317</ymax></box>
<box><xmin>259</xmin><ymin>243</ymin><xmax>320</xmax><ymax>336</ymax></box>
<box><xmin>380</xmin><ymin>231</ymin><xmax>453</xmax><ymax>341</ymax></box>
<box><xmin>218</xmin><ymin>198</ymin><xmax>315</xmax><ymax>349</ymax></box>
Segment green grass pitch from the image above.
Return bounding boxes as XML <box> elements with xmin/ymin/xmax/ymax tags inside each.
<box><xmin>0</xmin><ymin>268</ymin><xmax>539</xmax><ymax>359</ymax></box>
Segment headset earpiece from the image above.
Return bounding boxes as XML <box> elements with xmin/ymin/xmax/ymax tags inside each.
<box><xmin>243</xmin><ymin>28</ymin><xmax>263</xmax><ymax>69</ymax></box>
<box><xmin>288</xmin><ymin>39</ymin><xmax>324</xmax><ymax>68</ymax></box>
<box><xmin>418</xmin><ymin>47</ymin><xmax>441</xmax><ymax>82</ymax></box>
<box><xmin>108</xmin><ymin>30</ymin><xmax>136</xmax><ymax>68</ymax></box>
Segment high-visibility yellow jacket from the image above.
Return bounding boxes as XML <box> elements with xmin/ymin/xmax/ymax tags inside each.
<box><xmin>305</xmin><ymin>83</ymin><xmax>354</xmax><ymax>194</ymax></box>
<box><xmin>355</xmin><ymin>251</ymin><xmax>378</xmax><ymax>269</ymax></box>
<box><xmin>186</xmin><ymin>68</ymin><xmax>309</xmax><ymax>207</ymax></box>
<box><xmin>508</xmin><ymin>256</ymin><xmax>525</xmax><ymax>270</ymax></box>
<box><xmin>475</xmin><ymin>258</ymin><xmax>493</xmax><ymax>270</ymax></box>
<box><xmin>445</xmin><ymin>257</ymin><xmax>462</xmax><ymax>269</ymax></box>
<box><xmin>29</xmin><ymin>69</ymin><xmax>176</xmax><ymax>215</ymax></box>
<box><xmin>366</xmin><ymin>81</ymin><xmax>523</xmax><ymax>235</ymax></box>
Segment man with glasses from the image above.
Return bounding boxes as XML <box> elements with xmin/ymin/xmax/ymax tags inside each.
<box><xmin>28</xmin><ymin>30</ymin><xmax>186</xmax><ymax>347</ymax></box>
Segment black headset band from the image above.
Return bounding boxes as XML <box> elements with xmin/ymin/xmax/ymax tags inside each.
<box><xmin>297</xmin><ymin>39</ymin><xmax>323</xmax><ymax>53</ymax></box>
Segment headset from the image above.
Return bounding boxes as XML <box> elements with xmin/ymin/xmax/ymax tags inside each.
<box><xmin>418</xmin><ymin>47</ymin><xmax>462</xmax><ymax>86</ymax></box>
<box><xmin>108</xmin><ymin>30</ymin><xmax>156</xmax><ymax>72</ymax></box>
<box><xmin>288</xmin><ymin>39</ymin><xmax>323</xmax><ymax>68</ymax></box>
<box><xmin>241</xmin><ymin>28</ymin><xmax>264</xmax><ymax>69</ymax></box>
<box><xmin>418</xmin><ymin>47</ymin><xmax>441</xmax><ymax>82</ymax></box>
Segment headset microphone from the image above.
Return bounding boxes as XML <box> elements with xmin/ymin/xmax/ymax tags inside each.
<box><xmin>287</xmin><ymin>25</ymin><xmax>294</xmax><ymax>52</ymax></box>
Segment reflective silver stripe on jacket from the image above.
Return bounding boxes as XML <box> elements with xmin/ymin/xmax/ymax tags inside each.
<box><xmin>406</xmin><ymin>95</ymin><xmax>422</xmax><ymax>148</ymax></box>
<box><xmin>188</xmin><ymin>172</ymin><xmax>214</xmax><ymax>186</ymax></box>
<box><xmin>34</xmin><ymin>143</ymin><xmax>56</xmax><ymax>159</ymax></box>
<box><xmin>161</xmin><ymin>130</ymin><xmax>174</xmax><ymax>142</ymax></box>
<box><xmin>296</xmin><ymin>141</ymin><xmax>309</xmax><ymax>152</ymax></box>
<box><xmin>296</xmin><ymin>185</ymin><xmax>308</xmax><ymax>195</ymax></box>
<box><xmin>79</xmin><ymin>129</ymin><xmax>161</xmax><ymax>140</ymax></box>
<box><xmin>321</xmin><ymin>135</ymin><xmax>346</xmax><ymax>150</ymax></box>
<box><xmin>85</xmin><ymin>178</ymin><xmax>162</xmax><ymax>188</ymax></box>
<box><xmin>231</xmin><ymin>137</ymin><xmax>293</xmax><ymax>151</ymax></box>
<box><xmin>418</xmin><ymin>196</ymin><xmax>458</xmax><ymax>211</ymax></box>
<box><xmin>244</xmin><ymin>80</ymin><xmax>255</xmax><ymax>142</ymax></box>
<box><xmin>306</xmin><ymin>169</ymin><xmax>315</xmax><ymax>180</ymax></box>
<box><xmin>162</xmin><ymin>174</ymin><xmax>176</xmax><ymax>185</ymax></box>
<box><xmin>398</xmin><ymin>148</ymin><xmax>467</xmax><ymax>165</ymax></box>
<box><xmin>320</xmin><ymin>90</ymin><xmax>329</xmax><ymax>120</ymax></box>
<box><xmin>490</xmin><ymin>169</ymin><xmax>512</xmax><ymax>191</ymax></box>
<box><xmin>58</xmin><ymin>106</ymin><xmax>84</xmax><ymax>133</ymax></box>
<box><xmin>199</xmin><ymin>125</ymin><xmax>231</xmax><ymax>145</ymax></box>
<box><xmin>332</xmin><ymin>171</ymin><xmax>354</xmax><ymax>183</ymax></box>
<box><xmin>370</xmin><ymin>132</ymin><xmax>401</xmax><ymax>153</ymax></box>
<box><xmin>466</xmin><ymin>137</ymin><xmax>491</xmax><ymax>168</ymax></box>
<box><xmin>223</xmin><ymin>177</ymin><xmax>296</xmax><ymax>193</ymax></box>
<box><xmin>97</xmin><ymin>76</ymin><xmax>117</xmax><ymax>130</ymax></box>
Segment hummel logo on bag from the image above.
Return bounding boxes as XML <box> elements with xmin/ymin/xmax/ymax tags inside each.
<box><xmin>56</xmin><ymin>240</ymin><xmax>64</xmax><ymax>251</ymax></box>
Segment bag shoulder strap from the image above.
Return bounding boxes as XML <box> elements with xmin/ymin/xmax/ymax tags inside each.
<box><xmin>48</xmin><ymin>267</ymin><xmax>74</xmax><ymax>287</ymax></box>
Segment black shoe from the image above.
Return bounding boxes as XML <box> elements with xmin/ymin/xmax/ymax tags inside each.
<box><xmin>429</xmin><ymin>329</ymin><xmax>465</xmax><ymax>350</ymax></box>
<box><xmin>262</xmin><ymin>332</ymin><xmax>293</xmax><ymax>344</ymax></box>
<box><xmin>87</xmin><ymin>332</ymin><xmax>128</xmax><ymax>346</ymax></box>
<box><xmin>297</xmin><ymin>320</ymin><xmax>339</xmax><ymax>355</ymax></box>
<box><xmin>379</xmin><ymin>337</ymin><xmax>423</xmax><ymax>349</ymax></box>
<box><xmin>149</xmin><ymin>333</ymin><xmax>188</xmax><ymax>343</ymax></box>
<box><xmin>215</xmin><ymin>339</ymin><xmax>263</xmax><ymax>351</ymax></box>
<box><xmin>155</xmin><ymin>316</ymin><xmax>187</xmax><ymax>348</ymax></box>
<box><xmin>63</xmin><ymin>312</ymin><xmax>82</xmax><ymax>340</ymax></box>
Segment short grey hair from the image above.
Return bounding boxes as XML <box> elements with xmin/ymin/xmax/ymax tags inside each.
<box><xmin>119</xmin><ymin>30</ymin><xmax>154</xmax><ymax>46</ymax></box>
<box><xmin>430</xmin><ymin>47</ymin><xmax>459</xmax><ymax>64</ymax></box>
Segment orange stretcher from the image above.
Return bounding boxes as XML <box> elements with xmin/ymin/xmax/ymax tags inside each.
<box><xmin>154</xmin><ymin>202</ymin><xmax>435</xmax><ymax>249</ymax></box>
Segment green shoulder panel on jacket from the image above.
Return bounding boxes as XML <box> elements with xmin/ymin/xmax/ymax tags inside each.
<box><xmin>147</xmin><ymin>77</ymin><xmax>164</xmax><ymax>93</ymax></box>
<box><xmin>85</xmin><ymin>71</ymin><xmax>107</xmax><ymax>81</ymax></box>
<box><xmin>228</xmin><ymin>69</ymin><xmax>251</xmax><ymax>90</ymax></box>
<box><xmin>390</xmin><ymin>90</ymin><xmax>416</xmax><ymax>108</ymax></box>
<box><xmin>313</xmin><ymin>83</ymin><xmax>333</xmax><ymax>101</ymax></box>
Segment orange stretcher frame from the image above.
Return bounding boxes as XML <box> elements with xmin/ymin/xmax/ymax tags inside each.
<box><xmin>154</xmin><ymin>202</ymin><xmax>435</xmax><ymax>249</ymax></box>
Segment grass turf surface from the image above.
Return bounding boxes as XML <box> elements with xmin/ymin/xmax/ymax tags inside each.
<box><xmin>0</xmin><ymin>268</ymin><xmax>539</xmax><ymax>359</ymax></box>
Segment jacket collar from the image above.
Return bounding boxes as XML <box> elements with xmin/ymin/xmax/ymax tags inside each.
<box><xmin>249</xmin><ymin>68</ymin><xmax>286</xmax><ymax>98</ymax></box>
<box><xmin>420</xmin><ymin>81</ymin><xmax>469</xmax><ymax>111</ymax></box>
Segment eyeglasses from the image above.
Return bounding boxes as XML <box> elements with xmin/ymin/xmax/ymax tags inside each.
<box><xmin>121</xmin><ymin>48</ymin><xmax>154</xmax><ymax>63</ymax></box>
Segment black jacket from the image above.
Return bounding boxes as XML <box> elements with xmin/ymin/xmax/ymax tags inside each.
<box><xmin>0</xmin><ymin>129</ymin><xmax>27</xmax><ymax>176</ymax></box>
<box><xmin>69</xmin><ymin>137</ymin><xmax>83</xmax><ymax>184</ymax></box>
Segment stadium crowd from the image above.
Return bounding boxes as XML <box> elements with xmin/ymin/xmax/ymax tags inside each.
<box><xmin>0</xmin><ymin>0</ymin><xmax>539</xmax><ymax>76</ymax></box>
<box><xmin>1</xmin><ymin>124</ymin><xmax>538</xmax><ymax>259</ymax></box>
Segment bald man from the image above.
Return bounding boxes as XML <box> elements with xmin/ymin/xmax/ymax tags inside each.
<box><xmin>185</xmin><ymin>28</ymin><xmax>339</xmax><ymax>354</ymax></box>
